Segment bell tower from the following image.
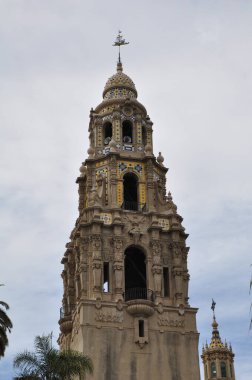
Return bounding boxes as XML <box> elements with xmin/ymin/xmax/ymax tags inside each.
<box><xmin>59</xmin><ymin>34</ymin><xmax>201</xmax><ymax>380</ymax></box>
<box><xmin>201</xmin><ymin>302</ymin><xmax>235</xmax><ymax>380</ymax></box>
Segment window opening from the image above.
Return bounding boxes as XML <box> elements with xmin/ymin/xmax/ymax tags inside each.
<box><xmin>163</xmin><ymin>267</ymin><xmax>170</xmax><ymax>297</ymax></box>
<box><xmin>104</xmin><ymin>122</ymin><xmax>112</xmax><ymax>145</ymax></box>
<box><xmin>230</xmin><ymin>364</ymin><xmax>232</xmax><ymax>378</ymax></box>
<box><xmin>221</xmin><ymin>362</ymin><xmax>227</xmax><ymax>377</ymax></box>
<box><xmin>123</xmin><ymin>173</ymin><xmax>138</xmax><ymax>211</ymax></box>
<box><xmin>124</xmin><ymin>246</ymin><xmax>147</xmax><ymax>301</ymax></box>
<box><xmin>211</xmin><ymin>362</ymin><xmax>217</xmax><ymax>378</ymax></box>
<box><xmin>103</xmin><ymin>262</ymin><xmax>109</xmax><ymax>292</ymax></box>
<box><xmin>122</xmin><ymin>120</ymin><xmax>133</xmax><ymax>143</ymax></box>
<box><xmin>139</xmin><ymin>320</ymin><xmax>144</xmax><ymax>337</ymax></box>
<box><xmin>142</xmin><ymin>126</ymin><xmax>147</xmax><ymax>146</ymax></box>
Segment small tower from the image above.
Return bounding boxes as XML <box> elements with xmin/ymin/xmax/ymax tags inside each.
<box><xmin>58</xmin><ymin>34</ymin><xmax>201</xmax><ymax>380</ymax></box>
<box><xmin>201</xmin><ymin>301</ymin><xmax>235</xmax><ymax>379</ymax></box>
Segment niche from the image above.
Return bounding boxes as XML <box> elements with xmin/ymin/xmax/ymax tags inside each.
<box><xmin>104</xmin><ymin>122</ymin><xmax>112</xmax><ymax>145</ymax></box>
<box><xmin>122</xmin><ymin>120</ymin><xmax>133</xmax><ymax>143</ymax></box>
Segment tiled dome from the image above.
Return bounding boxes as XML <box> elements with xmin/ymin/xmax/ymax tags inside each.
<box><xmin>103</xmin><ymin>62</ymin><xmax>138</xmax><ymax>100</ymax></box>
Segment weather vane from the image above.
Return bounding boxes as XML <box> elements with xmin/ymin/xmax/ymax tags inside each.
<box><xmin>113</xmin><ymin>30</ymin><xmax>129</xmax><ymax>63</ymax></box>
<box><xmin>211</xmin><ymin>299</ymin><xmax>216</xmax><ymax>317</ymax></box>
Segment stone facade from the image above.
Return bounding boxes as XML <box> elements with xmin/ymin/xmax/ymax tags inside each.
<box><xmin>58</xmin><ymin>61</ymin><xmax>201</xmax><ymax>380</ymax></box>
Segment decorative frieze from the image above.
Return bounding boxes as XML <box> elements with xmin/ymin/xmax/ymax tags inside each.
<box><xmin>95</xmin><ymin>310</ymin><xmax>123</xmax><ymax>323</ymax></box>
<box><xmin>157</xmin><ymin>316</ymin><xmax>185</xmax><ymax>328</ymax></box>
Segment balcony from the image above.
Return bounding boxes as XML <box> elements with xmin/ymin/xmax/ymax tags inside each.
<box><xmin>121</xmin><ymin>201</ymin><xmax>147</xmax><ymax>212</ymax></box>
<box><xmin>124</xmin><ymin>288</ymin><xmax>155</xmax><ymax>302</ymax></box>
<box><xmin>59</xmin><ymin>304</ymin><xmax>75</xmax><ymax>319</ymax></box>
<box><xmin>124</xmin><ymin>288</ymin><xmax>155</xmax><ymax>317</ymax></box>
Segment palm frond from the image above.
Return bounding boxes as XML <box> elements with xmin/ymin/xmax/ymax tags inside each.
<box><xmin>59</xmin><ymin>350</ymin><xmax>93</xmax><ymax>379</ymax></box>
<box><xmin>0</xmin><ymin>330</ymin><xmax>8</xmax><ymax>356</ymax></box>
<box><xmin>0</xmin><ymin>308</ymin><xmax>13</xmax><ymax>331</ymax></box>
<box><xmin>0</xmin><ymin>301</ymin><xmax>9</xmax><ymax>310</ymax></box>
<box><xmin>13</xmin><ymin>351</ymin><xmax>40</xmax><ymax>375</ymax></box>
<box><xmin>14</xmin><ymin>334</ymin><xmax>93</xmax><ymax>379</ymax></box>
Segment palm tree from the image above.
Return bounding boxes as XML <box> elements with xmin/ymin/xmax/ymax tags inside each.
<box><xmin>13</xmin><ymin>334</ymin><xmax>93</xmax><ymax>380</ymax></box>
<box><xmin>0</xmin><ymin>285</ymin><xmax>13</xmax><ymax>358</ymax></box>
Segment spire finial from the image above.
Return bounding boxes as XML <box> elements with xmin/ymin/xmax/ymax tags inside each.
<box><xmin>113</xmin><ymin>30</ymin><xmax>129</xmax><ymax>65</ymax></box>
<box><xmin>211</xmin><ymin>298</ymin><xmax>216</xmax><ymax>319</ymax></box>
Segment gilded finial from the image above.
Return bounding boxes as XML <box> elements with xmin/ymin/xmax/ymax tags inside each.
<box><xmin>113</xmin><ymin>30</ymin><xmax>129</xmax><ymax>65</ymax></box>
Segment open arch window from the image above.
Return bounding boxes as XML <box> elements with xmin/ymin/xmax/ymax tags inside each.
<box><xmin>124</xmin><ymin>246</ymin><xmax>147</xmax><ymax>301</ymax></box>
<box><xmin>103</xmin><ymin>122</ymin><xmax>112</xmax><ymax>145</ymax></box>
<box><xmin>122</xmin><ymin>120</ymin><xmax>133</xmax><ymax>144</ymax></box>
<box><xmin>142</xmin><ymin>126</ymin><xmax>147</xmax><ymax>146</ymax></box>
<box><xmin>122</xmin><ymin>173</ymin><xmax>138</xmax><ymax>211</ymax></box>
<box><xmin>210</xmin><ymin>362</ymin><xmax>217</xmax><ymax>378</ymax></box>
<box><xmin>221</xmin><ymin>362</ymin><xmax>227</xmax><ymax>377</ymax></box>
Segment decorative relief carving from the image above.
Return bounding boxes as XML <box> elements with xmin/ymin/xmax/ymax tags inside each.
<box><xmin>91</xmin><ymin>235</ymin><xmax>102</xmax><ymax>260</ymax></box>
<box><xmin>95</xmin><ymin>311</ymin><xmax>123</xmax><ymax>323</ymax></box>
<box><xmin>103</xmin><ymin>250</ymin><xmax>114</xmax><ymax>261</ymax></box>
<box><xmin>113</xmin><ymin>263</ymin><xmax>123</xmax><ymax>271</ymax></box>
<box><xmin>112</xmin><ymin>237</ymin><xmax>124</xmax><ymax>261</ymax></box>
<box><xmin>72</xmin><ymin>314</ymin><xmax>80</xmax><ymax>336</ymax></box>
<box><xmin>92</xmin><ymin>262</ymin><xmax>102</xmax><ymax>290</ymax></box>
<box><xmin>80</xmin><ymin>237</ymin><xmax>89</xmax><ymax>254</ymax></box>
<box><xmin>151</xmin><ymin>240</ymin><xmax>162</xmax><ymax>265</ymax></box>
<box><xmin>157</xmin><ymin>316</ymin><xmax>184</xmax><ymax>328</ymax></box>
<box><xmin>172</xmin><ymin>269</ymin><xmax>183</xmax><ymax>277</ymax></box>
<box><xmin>100</xmin><ymin>213</ymin><xmax>112</xmax><ymax>225</ymax></box>
<box><xmin>157</xmin><ymin>303</ymin><xmax>164</xmax><ymax>314</ymax></box>
<box><xmin>112</xmin><ymin>237</ymin><xmax>123</xmax><ymax>250</ymax></box>
<box><xmin>95</xmin><ymin>298</ymin><xmax>102</xmax><ymax>309</ymax></box>
<box><xmin>92</xmin><ymin>262</ymin><xmax>102</xmax><ymax>270</ymax></box>
<box><xmin>150</xmin><ymin>240</ymin><xmax>162</xmax><ymax>255</ymax></box>
<box><xmin>152</xmin><ymin>265</ymin><xmax>162</xmax><ymax>294</ymax></box>
<box><xmin>162</xmin><ymin>256</ymin><xmax>170</xmax><ymax>266</ymax></box>
<box><xmin>182</xmin><ymin>247</ymin><xmax>189</xmax><ymax>261</ymax></box>
<box><xmin>152</xmin><ymin>265</ymin><xmax>162</xmax><ymax>275</ymax></box>
<box><xmin>113</xmin><ymin>262</ymin><xmax>123</xmax><ymax>291</ymax></box>
<box><xmin>90</xmin><ymin>235</ymin><xmax>102</xmax><ymax>250</ymax></box>
<box><xmin>158</xmin><ymin>218</ymin><xmax>170</xmax><ymax>231</ymax></box>
<box><xmin>122</xmin><ymin>105</ymin><xmax>133</xmax><ymax>117</ymax></box>
<box><xmin>178</xmin><ymin>304</ymin><xmax>185</xmax><ymax>316</ymax></box>
<box><xmin>128</xmin><ymin>225</ymin><xmax>143</xmax><ymax>243</ymax></box>
<box><xmin>116</xmin><ymin>299</ymin><xmax>123</xmax><ymax>311</ymax></box>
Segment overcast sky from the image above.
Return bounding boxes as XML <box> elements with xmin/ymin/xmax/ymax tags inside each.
<box><xmin>0</xmin><ymin>1</ymin><xmax>252</xmax><ymax>379</ymax></box>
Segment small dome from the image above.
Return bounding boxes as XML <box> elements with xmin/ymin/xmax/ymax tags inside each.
<box><xmin>103</xmin><ymin>62</ymin><xmax>138</xmax><ymax>100</ymax></box>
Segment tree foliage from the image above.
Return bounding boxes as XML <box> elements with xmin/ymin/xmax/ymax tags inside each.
<box><xmin>0</xmin><ymin>284</ymin><xmax>13</xmax><ymax>358</ymax></box>
<box><xmin>13</xmin><ymin>334</ymin><xmax>93</xmax><ymax>380</ymax></box>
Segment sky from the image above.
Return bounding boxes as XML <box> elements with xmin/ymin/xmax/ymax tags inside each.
<box><xmin>0</xmin><ymin>0</ymin><xmax>252</xmax><ymax>378</ymax></box>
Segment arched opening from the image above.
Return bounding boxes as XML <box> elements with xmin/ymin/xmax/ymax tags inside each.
<box><xmin>124</xmin><ymin>246</ymin><xmax>147</xmax><ymax>301</ymax></box>
<box><xmin>123</xmin><ymin>173</ymin><xmax>138</xmax><ymax>210</ymax></box>
<box><xmin>211</xmin><ymin>362</ymin><xmax>217</xmax><ymax>378</ymax></box>
<box><xmin>104</xmin><ymin>122</ymin><xmax>112</xmax><ymax>145</ymax></box>
<box><xmin>142</xmin><ymin>126</ymin><xmax>147</xmax><ymax>146</ymax></box>
<box><xmin>221</xmin><ymin>362</ymin><xmax>227</xmax><ymax>377</ymax></box>
<box><xmin>122</xmin><ymin>120</ymin><xmax>133</xmax><ymax>143</ymax></box>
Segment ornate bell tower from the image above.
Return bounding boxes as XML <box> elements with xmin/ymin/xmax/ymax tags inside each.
<box><xmin>59</xmin><ymin>34</ymin><xmax>201</xmax><ymax>380</ymax></box>
<box><xmin>201</xmin><ymin>302</ymin><xmax>235</xmax><ymax>380</ymax></box>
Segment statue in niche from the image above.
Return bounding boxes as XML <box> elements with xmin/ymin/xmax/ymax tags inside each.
<box><xmin>96</xmin><ymin>173</ymin><xmax>106</xmax><ymax>205</ymax></box>
<box><xmin>89</xmin><ymin>174</ymin><xmax>106</xmax><ymax>207</ymax></box>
